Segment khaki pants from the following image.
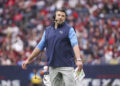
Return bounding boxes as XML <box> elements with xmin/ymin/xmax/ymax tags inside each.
<box><xmin>49</xmin><ymin>67</ymin><xmax>75</xmax><ymax>86</ymax></box>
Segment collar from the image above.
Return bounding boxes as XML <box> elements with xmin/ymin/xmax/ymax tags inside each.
<box><xmin>52</xmin><ymin>22</ymin><xmax>66</xmax><ymax>28</ymax></box>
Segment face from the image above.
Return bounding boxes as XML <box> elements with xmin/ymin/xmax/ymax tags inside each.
<box><xmin>55</xmin><ymin>11</ymin><xmax>66</xmax><ymax>24</ymax></box>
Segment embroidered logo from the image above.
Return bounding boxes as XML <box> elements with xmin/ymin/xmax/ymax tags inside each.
<box><xmin>59</xmin><ymin>30</ymin><xmax>63</xmax><ymax>34</ymax></box>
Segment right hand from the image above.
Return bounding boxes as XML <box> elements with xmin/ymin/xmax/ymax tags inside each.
<box><xmin>75</xmin><ymin>60</ymin><xmax>83</xmax><ymax>71</ymax></box>
<box><xmin>22</xmin><ymin>60</ymin><xmax>29</xmax><ymax>70</ymax></box>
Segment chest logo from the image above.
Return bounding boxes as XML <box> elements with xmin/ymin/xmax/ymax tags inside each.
<box><xmin>59</xmin><ymin>30</ymin><xmax>63</xmax><ymax>34</ymax></box>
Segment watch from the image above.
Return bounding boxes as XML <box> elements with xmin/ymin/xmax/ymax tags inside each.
<box><xmin>76</xmin><ymin>58</ymin><xmax>82</xmax><ymax>61</ymax></box>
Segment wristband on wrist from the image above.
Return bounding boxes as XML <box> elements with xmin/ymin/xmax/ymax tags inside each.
<box><xmin>76</xmin><ymin>58</ymin><xmax>82</xmax><ymax>61</ymax></box>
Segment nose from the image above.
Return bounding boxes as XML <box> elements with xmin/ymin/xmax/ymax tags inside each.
<box><xmin>58</xmin><ymin>16</ymin><xmax>62</xmax><ymax>19</ymax></box>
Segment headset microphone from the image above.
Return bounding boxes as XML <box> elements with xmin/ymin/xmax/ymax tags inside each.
<box><xmin>54</xmin><ymin>20</ymin><xmax>57</xmax><ymax>21</ymax></box>
<box><xmin>54</xmin><ymin>19</ymin><xmax>58</xmax><ymax>23</ymax></box>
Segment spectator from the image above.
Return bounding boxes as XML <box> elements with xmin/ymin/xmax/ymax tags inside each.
<box><xmin>0</xmin><ymin>0</ymin><xmax>120</xmax><ymax>66</ymax></box>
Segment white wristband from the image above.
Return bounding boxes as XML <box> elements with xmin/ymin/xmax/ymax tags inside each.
<box><xmin>76</xmin><ymin>58</ymin><xmax>82</xmax><ymax>61</ymax></box>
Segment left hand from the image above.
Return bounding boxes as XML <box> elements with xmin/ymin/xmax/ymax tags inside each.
<box><xmin>75</xmin><ymin>60</ymin><xmax>83</xmax><ymax>71</ymax></box>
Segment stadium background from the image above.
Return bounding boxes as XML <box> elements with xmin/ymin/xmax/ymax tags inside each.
<box><xmin>0</xmin><ymin>0</ymin><xmax>120</xmax><ymax>86</ymax></box>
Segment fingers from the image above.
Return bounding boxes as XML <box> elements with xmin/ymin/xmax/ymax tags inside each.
<box><xmin>22</xmin><ymin>62</ymin><xmax>27</xmax><ymax>70</ymax></box>
<box><xmin>76</xmin><ymin>61</ymin><xmax>83</xmax><ymax>71</ymax></box>
<box><xmin>77</xmin><ymin>65</ymin><xmax>82</xmax><ymax>71</ymax></box>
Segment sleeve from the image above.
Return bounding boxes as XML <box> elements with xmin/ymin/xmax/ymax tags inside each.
<box><xmin>36</xmin><ymin>31</ymin><xmax>46</xmax><ymax>51</ymax></box>
<box><xmin>68</xmin><ymin>27</ymin><xmax>78</xmax><ymax>47</ymax></box>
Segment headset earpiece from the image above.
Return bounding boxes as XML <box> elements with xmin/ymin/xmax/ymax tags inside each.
<box><xmin>53</xmin><ymin>14</ymin><xmax>56</xmax><ymax>20</ymax></box>
<box><xmin>53</xmin><ymin>11</ymin><xmax>56</xmax><ymax>20</ymax></box>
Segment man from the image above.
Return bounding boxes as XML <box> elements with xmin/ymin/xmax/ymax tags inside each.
<box><xmin>22</xmin><ymin>9</ymin><xmax>83</xmax><ymax>86</ymax></box>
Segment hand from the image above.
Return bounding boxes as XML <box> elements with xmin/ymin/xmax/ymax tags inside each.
<box><xmin>22</xmin><ymin>60</ymin><xmax>29</xmax><ymax>70</ymax></box>
<box><xmin>75</xmin><ymin>60</ymin><xmax>83</xmax><ymax>71</ymax></box>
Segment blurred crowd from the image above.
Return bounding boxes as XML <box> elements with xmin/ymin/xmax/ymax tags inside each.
<box><xmin>0</xmin><ymin>0</ymin><xmax>120</xmax><ymax>66</ymax></box>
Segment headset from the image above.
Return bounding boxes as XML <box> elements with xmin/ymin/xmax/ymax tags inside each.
<box><xmin>53</xmin><ymin>9</ymin><xmax>67</xmax><ymax>21</ymax></box>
